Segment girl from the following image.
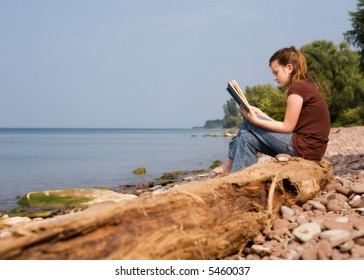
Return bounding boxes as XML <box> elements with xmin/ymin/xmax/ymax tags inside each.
<box><xmin>213</xmin><ymin>46</ymin><xmax>330</xmax><ymax>174</ymax></box>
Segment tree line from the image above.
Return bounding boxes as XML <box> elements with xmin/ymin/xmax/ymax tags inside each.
<box><xmin>211</xmin><ymin>1</ymin><xmax>364</xmax><ymax>129</ymax></box>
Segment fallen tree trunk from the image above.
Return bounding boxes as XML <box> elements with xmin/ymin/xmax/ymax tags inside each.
<box><xmin>0</xmin><ymin>159</ymin><xmax>332</xmax><ymax>260</ymax></box>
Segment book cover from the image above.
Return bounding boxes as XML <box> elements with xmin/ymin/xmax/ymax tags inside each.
<box><xmin>226</xmin><ymin>80</ymin><xmax>250</xmax><ymax>113</ymax></box>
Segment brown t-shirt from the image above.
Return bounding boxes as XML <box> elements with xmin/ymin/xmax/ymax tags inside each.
<box><xmin>288</xmin><ymin>81</ymin><xmax>330</xmax><ymax>161</ymax></box>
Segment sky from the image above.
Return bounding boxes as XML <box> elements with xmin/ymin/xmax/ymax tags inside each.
<box><xmin>0</xmin><ymin>0</ymin><xmax>359</xmax><ymax>128</ymax></box>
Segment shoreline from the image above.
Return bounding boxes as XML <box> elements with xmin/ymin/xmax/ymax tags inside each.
<box><xmin>1</xmin><ymin>126</ymin><xmax>364</xmax><ymax>260</ymax></box>
<box><xmin>1</xmin><ymin>126</ymin><xmax>363</xmax><ymax>215</ymax></box>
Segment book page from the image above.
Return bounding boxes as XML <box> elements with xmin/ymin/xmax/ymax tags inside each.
<box><xmin>231</xmin><ymin>80</ymin><xmax>249</xmax><ymax>106</ymax></box>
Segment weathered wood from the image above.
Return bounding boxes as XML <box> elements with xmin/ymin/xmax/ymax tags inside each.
<box><xmin>0</xmin><ymin>159</ymin><xmax>332</xmax><ymax>260</ymax></box>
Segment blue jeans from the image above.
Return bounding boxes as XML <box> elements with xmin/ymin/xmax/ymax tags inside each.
<box><xmin>228</xmin><ymin>117</ymin><xmax>297</xmax><ymax>172</ymax></box>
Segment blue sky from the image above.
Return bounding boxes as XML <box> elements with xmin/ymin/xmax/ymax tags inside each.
<box><xmin>0</xmin><ymin>0</ymin><xmax>358</xmax><ymax>128</ymax></box>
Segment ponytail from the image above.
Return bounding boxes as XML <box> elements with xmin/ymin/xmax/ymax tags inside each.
<box><xmin>269</xmin><ymin>46</ymin><xmax>308</xmax><ymax>84</ymax></box>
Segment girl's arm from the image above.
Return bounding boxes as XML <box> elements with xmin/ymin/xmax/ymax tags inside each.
<box><xmin>249</xmin><ymin>106</ymin><xmax>274</xmax><ymax>121</ymax></box>
<box><xmin>242</xmin><ymin>94</ymin><xmax>303</xmax><ymax>133</ymax></box>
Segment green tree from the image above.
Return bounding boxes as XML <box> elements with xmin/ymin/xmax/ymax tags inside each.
<box><xmin>344</xmin><ymin>0</ymin><xmax>364</xmax><ymax>73</ymax></box>
<box><xmin>220</xmin><ymin>40</ymin><xmax>364</xmax><ymax>127</ymax></box>
<box><xmin>221</xmin><ymin>85</ymin><xmax>285</xmax><ymax>128</ymax></box>
<box><xmin>301</xmin><ymin>40</ymin><xmax>364</xmax><ymax>125</ymax></box>
<box><xmin>222</xmin><ymin>98</ymin><xmax>242</xmax><ymax>128</ymax></box>
<box><xmin>245</xmin><ymin>84</ymin><xmax>286</xmax><ymax>121</ymax></box>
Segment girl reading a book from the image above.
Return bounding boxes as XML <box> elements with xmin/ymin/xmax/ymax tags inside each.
<box><xmin>213</xmin><ymin>46</ymin><xmax>330</xmax><ymax>174</ymax></box>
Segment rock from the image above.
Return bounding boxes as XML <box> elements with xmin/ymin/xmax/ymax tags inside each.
<box><xmin>351</xmin><ymin>244</ymin><xmax>364</xmax><ymax>259</ymax></box>
<box><xmin>301</xmin><ymin>245</ymin><xmax>317</xmax><ymax>260</ymax></box>
<box><xmin>253</xmin><ymin>233</ymin><xmax>265</xmax><ymax>245</ymax></box>
<box><xmin>133</xmin><ymin>167</ymin><xmax>146</xmax><ymax>175</ymax></box>
<box><xmin>250</xmin><ymin>244</ymin><xmax>271</xmax><ymax>257</ymax></box>
<box><xmin>275</xmin><ymin>154</ymin><xmax>292</xmax><ymax>162</ymax></box>
<box><xmin>319</xmin><ymin>229</ymin><xmax>351</xmax><ymax>245</ymax></box>
<box><xmin>313</xmin><ymin>196</ymin><xmax>328</xmax><ymax>206</ymax></box>
<box><xmin>335</xmin><ymin>185</ymin><xmax>353</xmax><ymax>197</ymax></box>
<box><xmin>307</xmin><ymin>200</ymin><xmax>326</xmax><ymax>211</ymax></box>
<box><xmin>326</xmin><ymin>200</ymin><xmax>342</xmax><ymax>212</ymax></box>
<box><xmin>316</xmin><ymin>239</ymin><xmax>332</xmax><ymax>260</ymax></box>
<box><xmin>281</xmin><ymin>205</ymin><xmax>295</xmax><ymax>219</ymax></box>
<box><xmin>293</xmin><ymin>223</ymin><xmax>321</xmax><ymax>242</ymax></box>
<box><xmin>335</xmin><ymin>177</ymin><xmax>353</xmax><ymax>187</ymax></box>
<box><xmin>332</xmin><ymin>249</ymin><xmax>350</xmax><ymax>260</ymax></box>
<box><xmin>287</xmin><ymin>249</ymin><xmax>299</xmax><ymax>260</ymax></box>
<box><xmin>350</xmin><ymin>196</ymin><xmax>364</xmax><ymax>208</ymax></box>
<box><xmin>351</xmin><ymin>217</ymin><xmax>364</xmax><ymax>230</ymax></box>
<box><xmin>17</xmin><ymin>189</ymin><xmax>137</xmax><ymax>209</ymax></box>
<box><xmin>0</xmin><ymin>216</ymin><xmax>31</xmax><ymax>227</ymax></box>
<box><xmin>323</xmin><ymin>217</ymin><xmax>353</xmax><ymax>232</ymax></box>
<box><xmin>351</xmin><ymin>184</ymin><xmax>364</xmax><ymax>194</ymax></box>
<box><xmin>272</xmin><ymin>218</ymin><xmax>290</xmax><ymax>230</ymax></box>
<box><xmin>339</xmin><ymin>240</ymin><xmax>355</xmax><ymax>253</ymax></box>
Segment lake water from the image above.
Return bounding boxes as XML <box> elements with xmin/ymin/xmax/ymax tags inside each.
<box><xmin>0</xmin><ymin>128</ymin><xmax>230</xmax><ymax>211</ymax></box>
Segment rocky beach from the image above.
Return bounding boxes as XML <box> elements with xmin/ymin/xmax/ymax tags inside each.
<box><xmin>0</xmin><ymin>126</ymin><xmax>363</xmax><ymax>260</ymax></box>
<box><xmin>227</xmin><ymin>126</ymin><xmax>364</xmax><ymax>260</ymax></box>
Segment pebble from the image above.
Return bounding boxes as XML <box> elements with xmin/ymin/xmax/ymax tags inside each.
<box><xmin>240</xmin><ymin>171</ymin><xmax>364</xmax><ymax>260</ymax></box>
<box><xmin>351</xmin><ymin>183</ymin><xmax>364</xmax><ymax>194</ymax></box>
<box><xmin>293</xmin><ymin>223</ymin><xmax>321</xmax><ymax>242</ymax></box>
<box><xmin>301</xmin><ymin>245</ymin><xmax>317</xmax><ymax>260</ymax></box>
<box><xmin>0</xmin><ymin>216</ymin><xmax>31</xmax><ymax>227</ymax></box>
<box><xmin>316</xmin><ymin>239</ymin><xmax>332</xmax><ymax>259</ymax></box>
<box><xmin>326</xmin><ymin>200</ymin><xmax>342</xmax><ymax>212</ymax></box>
<box><xmin>281</xmin><ymin>205</ymin><xmax>295</xmax><ymax>219</ymax></box>
<box><xmin>307</xmin><ymin>200</ymin><xmax>326</xmax><ymax>211</ymax></box>
<box><xmin>323</xmin><ymin>217</ymin><xmax>353</xmax><ymax>231</ymax></box>
<box><xmin>319</xmin><ymin>229</ymin><xmax>351</xmax><ymax>244</ymax></box>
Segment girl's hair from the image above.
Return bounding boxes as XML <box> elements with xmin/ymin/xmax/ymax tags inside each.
<box><xmin>269</xmin><ymin>46</ymin><xmax>308</xmax><ymax>84</ymax></box>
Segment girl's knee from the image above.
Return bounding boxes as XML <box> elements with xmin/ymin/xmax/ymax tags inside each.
<box><xmin>240</xmin><ymin>132</ymin><xmax>258</xmax><ymax>145</ymax></box>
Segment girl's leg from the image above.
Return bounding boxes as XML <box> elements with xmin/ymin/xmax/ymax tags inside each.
<box><xmin>231</xmin><ymin>131</ymin><xmax>262</xmax><ymax>171</ymax></box>
<box><xmin>230</xmin><ymin>119</ymin><xmax>297</xmax><ymax>172</ymax></box>
<box><xmin>212</xmin><ymin>121</ymin><xmax>250</xmax><ymax>174</ymax></box>
<box><xmin>244</xmin><ymin>120</ymin><xmax>296</xmax><ymax>158</ymax></box>
<box><xmin>213</xmin><ymin>118</ymin><xmax>297</xmax><ymax>174</ymax></box>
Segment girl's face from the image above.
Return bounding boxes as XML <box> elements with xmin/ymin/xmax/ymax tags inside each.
<box><xmin>270</xmin><ymin>60</ymin><xmax>293</xmax><ymax>87</ymax></box>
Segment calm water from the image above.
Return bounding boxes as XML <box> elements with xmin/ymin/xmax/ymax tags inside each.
<box><xmin>0</xmin><ymin>128</ymin><xmax>230</xmax><ymax>211</ymax></box>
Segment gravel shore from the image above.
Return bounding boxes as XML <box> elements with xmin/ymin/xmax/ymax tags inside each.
<box><xmin>226</xmin><ymin>126</ymin><xmax>364</xmax><ymax>260</ymax></box>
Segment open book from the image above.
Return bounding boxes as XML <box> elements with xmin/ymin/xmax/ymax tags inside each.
<box><xmin>226</xmin><ymin>80</ymin><xmax>250</xmax><ymax>113</ymax></box>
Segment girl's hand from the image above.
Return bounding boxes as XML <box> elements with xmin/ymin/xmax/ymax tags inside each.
<box><xmin>246</xmin><ymin>106</ymin><xmax>274</xmax><ymax>121</ymax></box>
<box><xmin>240</xmin><ymin>105</ymin><xmax>257</xmax><ymax>123</ymax></box>
<box><xmin>250</xmin><ymin>106</ymin><xmax>264</xmax><ymax>115</ymax></box>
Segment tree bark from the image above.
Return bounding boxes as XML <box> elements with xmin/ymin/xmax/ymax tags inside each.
<box><xmin>0</xmin><ymin>159</ymin><xmax>332</xmax><ymax>260</ymax></box>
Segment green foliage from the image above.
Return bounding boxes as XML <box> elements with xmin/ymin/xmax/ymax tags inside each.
<box><xmin>301</xmin><ymin>40</ymin><xmax>364</xmax><ymax>124</ymax></box>
<box><xmin>344</xmin><ymin>0</ymin><xmax>364</xmax><ymax>73</ymax></box>
<box><xmin>204</xmin><ymin>119</ymin><xmax>223</xmax><ymax>128</ymax></box>
<box><xmin>219</xmin><ymin>39</ymin><xmax>364</xmax><ymax>128</ymax></box>
<box><xmin>335</xmin><ymin>105</ymin><xmax>364</xmax><ymax>127</ymax></box>
<box><xmin>245</xmin><ymin>84</ymin><xmax>286</xmax><ymax>121</ymax></box>
<box><xmin>223</xmin><ymin>114</ymin><xmax>242</xmax><ymax>128</ymax></box>
<box><xmin>221</xmin><ymin>85</ymin><xmax>286</xmax><ymax>129</ymax></box>
<box><xmin>222</xmin><ymin>98</ymin><xmax>242</xmax><ymax>128</ymax></box>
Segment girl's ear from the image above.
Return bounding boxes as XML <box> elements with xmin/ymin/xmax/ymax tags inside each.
<box><xmin>286</xmin><ymin>63</ymin><xmax>293</xmax><ymax>74</ymax></box>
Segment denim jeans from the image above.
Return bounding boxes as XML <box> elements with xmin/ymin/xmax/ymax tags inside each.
<box><xmin>228</xmin><ymin>117</ymin><xmax>297</xmax><ymax>172</ymax></box>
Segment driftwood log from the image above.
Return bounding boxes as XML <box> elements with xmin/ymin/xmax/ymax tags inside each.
<box><xmin>0</xmin><ymin>159</ymin><xmax>333</xmax><ymax>260</ymax></box>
